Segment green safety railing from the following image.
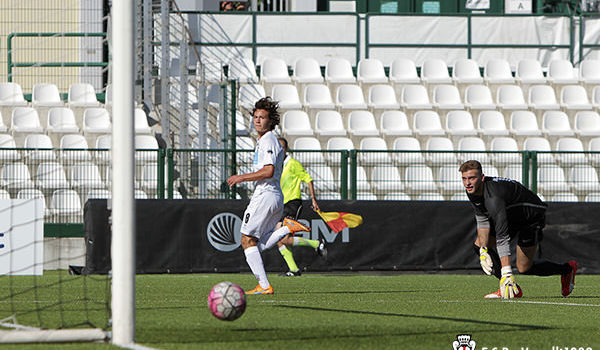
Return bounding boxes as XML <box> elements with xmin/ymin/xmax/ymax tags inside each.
<box><xmin>157</xmin><ymin>11</ymin><xmax>362</xmax><ymax>66</ymax></box>
<box><xmin>365</xmin><ymin>13</ymin><xmax>576</xmax><ymax>63</ymax></box>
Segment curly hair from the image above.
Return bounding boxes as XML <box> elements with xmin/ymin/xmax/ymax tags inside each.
<box><xmin>253</xmin><ymin>96</ymin><xmax>280</xmax><ymax>131</ymax></box>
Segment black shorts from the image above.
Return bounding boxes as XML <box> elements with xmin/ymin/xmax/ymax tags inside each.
<box><xmin>514</xmin><ymin>219</ymin><xmax>545</xmax><ymax>248</ymax></box>
<box><xmin>282</xmin><ymin>199</ymin><xmax>303</xmax><ymax>221</ymax></box>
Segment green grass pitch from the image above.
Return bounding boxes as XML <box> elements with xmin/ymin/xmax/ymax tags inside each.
<box><xmin>2</xmin><ymin>273</ymin><xmax>599</xmax><ymax>349</ymax></box>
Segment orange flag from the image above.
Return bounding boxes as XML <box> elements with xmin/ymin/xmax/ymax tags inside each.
<box><xmin>316</xmin><ymin>210</ymin><xmax>363</xmax><ymax>233</ymax></box>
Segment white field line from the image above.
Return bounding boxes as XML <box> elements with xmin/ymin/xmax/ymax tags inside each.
<box><xmin>440</xmin><ymin>300</ymin><xmax>600</xmax><ymax>307</ymax></box>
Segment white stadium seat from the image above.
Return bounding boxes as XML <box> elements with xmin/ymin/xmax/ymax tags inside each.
<box><xmin>446</xmin><ymin>111</ymin><xmax>477</xmax><ymax>136</ymax></box>
<box><xmin>437</xmin><ymin>164</ymin><xmax>464</xmax><ymax>192</ymax></box>
<box><xmin>389</xmin><ymin>58</ymin><xmax>420</xmax><ymax>84</ymax></box>
<box><xmin>452</xmin><ymin>59</ymin><xmax>483</xmax><ymax>85</ymax></box>
<box><xmin>135</xmin><ymin>135</ymin><xmax>159</xmax><ymax>163</ymax></box>
<box><xmin>35</xmin><ymin>162</ymin><xmax>69</xmax><ymax>191</ymax></box>
<box><xmin>0</xmin><ymin>134</ymin><xmax>20</xmax><ymax>161</ymax></box>
<box><xmin>589</xmin><ymin>138</ymin><xmax>600</xmax><ymax>166</ymax></box>
<box><xmin>32</xmin><ymin>83</ymin><xmax>63</xmax><ymax>107</ymax></box>
<box><xmin>579</xmin><ymin>59</ymin><xmax>600</xmax><ymax>84</ymax></box>
<box><xmin>464</xmin><ymin>85</ymin><xmax>496</xmax><ymax>110</ymax></box>
<box><xmin>560</xmin><ymin>85</ymin><xmax>592</xmax><ymax>111</ymax></box>
<box><xmin>421</xmin><ymin>59</ymin><xmax>452</xmax><ymax>84</ymax></box>
<box><xmin>574</xmin><ymin>111</ymin><xmax>600</xmax><ymax>137</ymax></box>
<box><xmin>335</xmin><ymin>84</ymin><xmax>367</xmax><ymax>110</ymax></box>
<box><xmin>569</xmin><ymin>165</ymin><xmax>600</xmax><ymax>193</ymax></box>
<box><xmin>555</xmin><ymin>137</ymin><xmax>587</xmax><ymax>166</ymax></box>
<box><xmin>457</xmin><ymin>137</ymin><xmax>490</xmax><ymax>164</ymax></box>
<box><xmin>392</xmin><ymin>137</ymin><xmax>425</xmax><ymax>164</ymax></box>
<box><xmin>484</xmin><ymin>59</ymin><xmax>515</xmax><ymax>84</ymax></box>
<box><xmin>380</xmin><ymin>111</ymin><xmax>412</xmax><ymax>137</ymax></box>
<box><xmin>550</xmin><ymin>192</ymin><xmax>578</xmax><ymax>202</ymax></box>
<box><xmin>326</xmin><ymin>137</ymin><xmax>354</xmax><ymax>164</ymax></box>
<box><xmin>68</xmin><ymin>83</ymin><xmax>100</xmax><ymax>107</ymax></box>
<box><xmin>304</xmin><ymin>84</ymin><xmax>335</xmax><ymax>110</ymax></box>
<box><xmin>24</xmin><ymin>134</ymin><xmax>55</xmax><ymax>162</ymax></box>
<box><xmin>433</xmin><ymin>85</ymin><xmax>464</xmax><ymax>110</ymax></box>
<box><xmin>405</xmin><ymin>165</ymin><xmax>438</xmax><ymax>192</ymax></box>
<box><xmin>371</xmin><ymin>165</ymin><xmax>404</xmax><ymax>192</ymax></box>
<box><xmin>282</xmin><ymin>110</ymin><xmax>313</xmax><ymax>136</ymax></box>
<box><xmin>477</xmin><ymin>111</ymin><xmax>509</xmax><ymax>136</ymax></box>
<box><xmin>510</xmin><ymin>111</ymin><xmax>542</xmax><ymax>137</ymax></box>
<box><xmin>347</xmin><ymin>111</ymin><xmax>379</xmax><ymax>138</ymax></box>
<box><xmin>490</xmin><ymin>137</ymin><xmax>521</xmax><ymax>165</ymax></box>
<box><xmin>537</xmin><ymin>165</ymin><xmax>570</xmax><ymax>193</ymax></box>
<box><xmin>50</xmin><ymin>189</ymin><xmax>82</xmax><ymax>216</ymax></box>
<box><xmin>228</xmin><ymin>58</ymin><xmax>259</xmax><ymax>83</ymax></box>
<box><xmin>523</xmin><ymin>137</ymin><xmax>555</xmax><ymax>164</ymax></box>
<box><xmin>325</xmin><ymin>58</ymin><xmax>356</xmax><ymax>84</ymax></box>
<box><xmin>359</xmin><ymin>137</ymin><xmax>392</xmax><ymax>164</ymax></box>
<box><xmin>503</xmin><ymin>164</ymin><xmax>523</xmax><ymax>183</ymax></box>
<box><xmin>541</xmin><ymin>111</ymin><xmax>574</xmax><ymax>137</ymax></box>
<box><xmin>271</xmin><ymin>84</ymin><xmax>302</xmax><ymax>110</ymax></box>
<box><xmin>292</xmin><ymin>58</ymin><xmax>324</xmax><ymax>83</ymax></box>
<box><xmin>0</xmin><ymin>82</ymin><xmax>28</xmax><ymax>107</ymax></box>
<box><xmin>11</xmin><ymin>107</ymin><xmax>43</xmax><ymax>134</ymax></box>
<box><xmin>0</xmin><ymin>162</ymin><xmax>34</xmax><ymax>191</ymax></box>
<box><xmin>497</xmin><ymin>85</ymin><xmax>528</xmax><ymax>111</ymax></box>
<box><xmin>401</xmin><ymin>84</ymin><xmax>432</xmax><ymax>110</ymax></box>
<box><xmin>292</xmin><ymin>137</ymin><xmax>326</xmax><ymax>165</ymax></box>
<box><xmin>528</xmin><ymin>85</ymin><xmax>560</xmax><ymax>111</ymax></box>
<box><xmin>70</xmin><ymin>162</ymin><xmax>105</xmax><ymax>190</ymax></box>
<box><xmin>413</xmin><ymin>111</ymin><xmax>445</xmax><ymax>137</ymax></box>
<box><xmin>135</xmin><ymin>108</ymin><xmax>152</xmax><ymax>134</ymax></box>
<box><xmin>83</xmin><ymin>107</ymin><xmax>112</xmax><ymax>135</ymax></box>
<box><xmin>424</xmin><ymin>137</ymin><xmax>457</xmax><ymax>165</ymax></box>
<box><xmin>260</xmin><ymin>58</ymin><xmax>291</xmax><ymax>84</ymax></box>
<box><xmin>47</xmin><ymin>107</ymin><xmax>79</xmax><ymax>134</ymax></box>
<box><xmin>357</xmin><ymin>58</ymin><xmax>388</xmax><ymax>84</ymax></box>
<box><xmin>547</xmin><ymin>60</ymin><xmax>579</xmax><ymax>85</ymax></box>
<box><xmin>314</xmin><ymin>110</ymin><xmax>346</xmax><ymax>137</ymax></box>
<box><xmin>368</xmin><ymin>85</ymin><xmax>400</xmax><ymax>110</ymax></box>
<box><xmin>515</xmin><ymin>59</ymin><xmax>546</xmax><ymax>85</ymax></box>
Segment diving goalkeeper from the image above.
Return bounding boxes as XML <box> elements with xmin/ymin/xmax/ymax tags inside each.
<box><xmin>275</xmin><ymin>137</ymin><xmax>326</xmax><ymax>276</ymax></box>
<box><xmin>460</xmin><ymin>160</ymin><xmax>578</xmax><ymax>299</ymax></box>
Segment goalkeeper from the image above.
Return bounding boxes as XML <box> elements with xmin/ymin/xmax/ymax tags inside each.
<box><xmin>460</xmin><ymin>160</ymin><xmax>578</xmax><ymax>299</ymax></box>
<box><xmin>275</xmin><ymin>137</ymin><xmax>326</xmax><ymax>277</ymax></box>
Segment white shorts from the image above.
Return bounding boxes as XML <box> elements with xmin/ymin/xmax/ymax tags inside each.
<box><xmin>240</xmin><ymin>190</ymin><xmax>283</xmax><ymax>239</ymax></box>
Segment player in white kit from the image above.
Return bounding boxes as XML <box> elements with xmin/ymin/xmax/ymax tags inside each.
<box><xmin>227</xmin><ymin>97</ymin><xmax>310</xmax><ymax>295</ymax></box>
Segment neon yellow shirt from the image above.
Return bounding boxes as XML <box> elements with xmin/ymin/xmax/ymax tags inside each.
<box><xmin>280</xmin><ymin>155</ymin><xmax>313</xmax><ymax>204</ymax></box>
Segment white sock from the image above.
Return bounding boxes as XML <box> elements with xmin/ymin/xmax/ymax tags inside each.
<box><xmin>257</xmin><ymin>226</ymin><xmax>291</xmax><ymax>252</ymax></box>
<box><xmin>244</xmin><ymin>246</ymin><xmax>270</xmax><ymax>289</ymax></box>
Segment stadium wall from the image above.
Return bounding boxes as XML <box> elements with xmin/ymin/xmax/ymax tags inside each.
<box><xmin>84</xmin><ymin>199</ymin><xmax>600</xmax><ymax>274</ymax></box>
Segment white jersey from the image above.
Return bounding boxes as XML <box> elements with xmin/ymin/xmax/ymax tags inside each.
<box><xmin>252</xmin><ymin>130</ymin><xmax>284</xmax><ymax>195</ymax></box>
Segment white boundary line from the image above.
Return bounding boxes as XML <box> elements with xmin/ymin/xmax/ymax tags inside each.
<box><xmin>504</xmin><ymin>300</ymin><xmax>600</xmax><ymax>307</ymax></box>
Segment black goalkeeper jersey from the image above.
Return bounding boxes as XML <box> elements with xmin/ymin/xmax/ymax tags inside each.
<box><xmin>466</xmin><ymin>176</ymin><xmax>547</xmax><ymax>257</ymax></box>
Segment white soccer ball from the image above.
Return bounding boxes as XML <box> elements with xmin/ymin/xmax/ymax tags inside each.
<box><xmin>207</xmin><ymin>281</ymin><xmax>246</xmax><ymax>321</ymax></box>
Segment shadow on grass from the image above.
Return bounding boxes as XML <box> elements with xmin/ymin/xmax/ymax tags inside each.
<box><xmin>280</xmin><ymin>290</ymin><xmax>433</xmax><ymax>295</ymax></box>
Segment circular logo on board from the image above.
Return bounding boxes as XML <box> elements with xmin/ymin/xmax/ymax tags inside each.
<box><xmin>206</xmin><ymin>213</ymin><xmax>242</xmax><ymax>252</ymax></box>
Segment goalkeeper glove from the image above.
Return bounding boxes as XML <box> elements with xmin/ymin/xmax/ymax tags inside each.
<box><xmin>499</xmin><ymin>266</ymin><xmax>519</xmax><ymax>299</ymax></box>
<box><xmin>479</xmin><ymin>246</ymin><xmax>493</xmax><ymax>276</ymax></box>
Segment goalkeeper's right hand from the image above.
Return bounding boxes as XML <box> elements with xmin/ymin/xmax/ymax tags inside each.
<box><xmin>479</xmin><ymin>246</ymin><xmax>493</xmax><ymax>275</ymax></box>
<box><xmin>499</xmin><ymin>266</ymin><xmax>520</xmax><ymax>299</ymax></box>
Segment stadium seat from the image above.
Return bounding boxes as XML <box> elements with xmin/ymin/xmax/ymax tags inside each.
<box><xmin>325</xmin><ymin>58</ymin><xmax>356</xmax><ymax>84</ymax></box>
<box><xmin>47</xmin><ymin>107</ymin><xmax>79</xmax><ymax>135</ymax></box>
<box><xmin>70</xmin><ymin>162</ymin><xmax>104</xmax><ymax>190</ymax></box>
<box><xmin>85</xmin><ymin>189</ymin><xmax>111</xmax><ymax>201</ymax></box>
<box><xmin>35</xmin><ymin>161</ymin><xmax>69</xmax><ymax>192</ymax></box>
<box><xmin>550</xmin><ymin>192</ymin><xmax>578</xmax><ymax>202</ymax></box>
<box><xmin>16</xmin><ymin>189</ymin><xmax>47</xmax><ymax>214</ymax></box>
<box><xmin>400</xmin><ymin>85</ymin><xmax>432</xmax><ymax>110</ymax></box>
<box><xmin>11</xmin><ymin>107</ymin><xmax>44</xmax><ymax>135</ymax></box>
<box><xmin>196</xmin><ymin>57</ymin><xmax>224</xmax><ymax>84</ymax></box>
<box><xmin>537</xmin><ymin>165</ymin><xmax>570</xmax><ymax>193</ymax></box>
<box><xmin>314</xmin><ymin>110</ymin><xmax>346</xmax><ymax>138</ymax></box>
<box><xmin>579</xmin><ymin>59</ymin><xmax>600</xmax><ymax>84</ymax></box>
<box><xmin>560</xmin><ymin>85</ymin><xmax>592</xmax><ymax>111</ymax></box>
<box><xmin>420</xmin><ymin>59</ymin><xmax>452</xmax><ymax>84</ymax></box>
<box><xmin>0</xmin><ymin>134</ymin><xmax>20</xmax><ymax>161</ymax></box>
<box><xmin>68</xmin><ymin>83</ymin><xmax>100</xmax><ymax>107</ymax></box>
<box><xmin>541</xmin><ymin>111</ymin><xmax>574</xmax><ymax>137</ymax></box>
<box><xmin>437</xmin><ymin>164</ymin><xmax>463</xmax><ymax>193</ymax></box>
<box><xmin>24</xmin><ymin>134</ymin><xmax>55</xmax><ymax>163</ymax></box>
<box><xmin>502</xmin><ymin>164</ymin><xmax>523</xmax><ymax>183</ymax></box>
<box><xmin>282</xmin><ymin>110</ymin><xmax>313</xmax><ymax>136</ymax></box>
<box><xmin>515</xmin><ymin>60</ymin><xmax>546</xmax><ymax>85</ymax></box>
<box><xmin>509</xmin><ymin>111</ymin><xmax>542</xmax><ymax>137</ymax></box>
<box><xmin>0</xmin><ymin>162</ymin><xmax>34</xmax><ymax>192</ymax></box>
<box><xmin>446</xmin><ymin>111</ymin><xmax>477</xmax><ymax>136</ymax></box>
<box><xmin>555</xmin><ymin>137</ymin><xmax>587</xmax><ymax>166</ymax></box>
<box><xmin>569</xmin><ymin>165</ymin><xmax>600</xmax><ymax>193</ymax></box>
<box><xmin>404</xmin><ymin>165</ymin><xmax>438</xmax><ymax>192</ymax></box>
<box><xmin>483</xmin><ymin>164</ymin><xmax>500</xmax><ymax>177</ymax></box>
<box><xmin>104</xmin><ymin>84</ymin><xmax>112</xmax><ymax>108</ymax></box>
<box><xmin>0</xmin><ymin>115</ymin><xmax>7</xmax><ymax>133</ymax></box>
<box><xmin>383</xmin><ymin>192</ymin><xmax>411</xmax><ymax>200</ymax></box>
<box><xmin>367</xmin><ymin>84</ymin><xmax>400</xmax><ymax>110</ymax></box>
<box><xmin>236</xmin><ymin>135</ymin><xmax>255</xmax><ymax>150</ymax></box>
<box><xmin>305</xmin><ymin>165</ymin><xmax>338</xmax><ymax>192</ymax></box>
<box><xmin>584</xmin><ymin>193</ymin><xmax>600</xmax><ymax>202</ymax></box>
<box><xmin>371</xmin><ymin>165</ymin><xmax>404</xmax><ymax>192</ymax></box>
<box><xmin>292</xmin><ymin>58</ymin><xmax>324</xmax><ymax>83</ymax></box>
<box><xmin>457</xmin><ymin>137</ymin><xmax>490</xmax><ymax>164</ymax></box>
<box><xmin>83</xmin><ymin>107</ymin><xmax>111</xmax><ymax>136</ymax></box>
<box><xmin>135</xmin><ymin>135</ymin><xmax>159</xmax><ymax>163</ymax></box>
<box><xmin>464</xmin><ymin>85</ymin><xmax>496</xmax><ymax>110</ymax></box>
<box><xmin>260</xmin><ymin>58</ymin><xmax>291</xmax><ymax>84</ymax></box>
<box><xmin>0</xmin><ymin>82</ymin><xmax>28</xmax><ymax>107</ymax></box>
<box><xmin>357</xmin><ymin>58</ymin><xmax>388</xmax><ymax>84</ymax></box>
<box><xmin>523</xmin><ymin>137</ymin><xmax>555</xmax><ymax>164</ymax></box>
<box><xmin>497</xmin><ymin>85</ymin><xmax>528</xmax><ymax>111</ymax></box>
<box><xmin>450</xmin><ymin>192</ymin><xmax>469</xmax><ymax>201</ymax></box>
<box><xmin>547</xmin><ymin>60</ymin><xmax>579</xmax><ymax>85</ymax></box>
<box><xmin>392</xmin><ymin>137</ymin><xmax>425</xmax><ymax>165</ymax></box>
<box><xmin>573</xmin><ymin>111</ymin><xmax>600</xmax><ymax>138</ymax></box>
<box><xmin>389</xmin><ymin>58</ymin><xmax>420</xmax><ymax>85</ymax></box>
<box><xmin>413</xmin><ymin>111</ymin><xmax>445</xmax><ymax>137</ymax></box>
<box><xmin>238</xmin><ymin>84</ymin><xmax>266</xmax><ymax>111</ymax></box>
<box><xmin>528</xmin><ymin>85</ymin><xmax>560</xmax><ymax>111</ymax></box>
<box><xmin>424</xmin><ymin>137</ymin><xmax>457</xmax><ymax>165</ymax></box>
<box><xmin>228</xmin><ymin>58</ymin><xmax>259</xmax><ymax>83</ymax></box>
<box><xmin>356</xmin><ymin>191</ymin><xmax>378</xmax><ymax>200</ymax></box>
<box><xmin>32</xmin><ymin>83</ymin><xmax>63</xmax><ymax>107</ymax></box>
<box><xmin>452</xmin><ymin>59</ymin><xmax>483</xmax><ymax>85</ymax></box>
<box><xmin>354</xmin><ymin>166</ymin><xmax>372</xmax><ymax>192</ymax></box>
<box><xmin>477</xmin><ymin>111</ymin><xmax>509</xmax><ymax>137</ymax></box>
<box><xmin>304</xmin><ymin>84</ymin><xmax>335</xmax><ymax>110</ymax></box>
<box><xmin>490</xmin><ymin>137</ymin><xmax>521</xmax><ymax>165</ymax></box>
<box><xmin>60</xmin><ymin>134</ymin><xmax>92</xmax><ymax>162</ymax></box>
<box><xmin>95</xmin><ymin>134</ymin><xmax>111</xmax><ymax>164</ymax></box>
<box><xmin>358</xmin><ymin>137</ymin><xmax>392</xmax><ymax>164</ymax></box>
<box><xmin>335</xmin><ymin>84</ymin><xmax>367</xmax><ymax>110</ymax></box>
<box><xmin>484</xmin><ymin>59</ymin><xmax>515</xmax><ymax>84</ymax></box>
<box><xmin>589</xmin><ymin>138</ymin><xmax>600</xmax><ymax>166</ymax></box>
<box><xmin>347</xmin><ymin>111</ymin><xmax>379</xmax><ymax>139</ymax></box>
<box><xmin>432</xmin><ymin>85</ymin><xmax>464</xmax><ymax>110</ymax></box>
<box><xmin>139</xmin><ymin>162</ymin><xmax>160</xmax><ymax>193</ymax></box>
<box><xmin>292</xmin><ymin>137</ymin><xmax>326</xmax><ymax>165</ymax></box>
<box><xmin>135</xmin><ymin>190</ymin><xmax>148</xmax><ymax>199</ymax></box>
<box><xmin>416</xmin><ymin>192</ymin><xmax>446</xmax><ymax>201</ymax></box>
<box><xmin>380</xmin><ymin>111</ymin><xmax>412</xmax><ymax>137</ymax></box>
<box><xmin>49</xmin><ymin>189</ymin><xmax>82</xmax><ymax>216</ymax></box>
<box><xmin>271</xmin><ymin>84</ymin><xmax>302</xmax><ymax>110</ymax></box>
<box><xmin>319</xmin><ymin>191</ymin><xmax>342</xmax><ymax>200</ymax></box>
<box><xmin>325</xmin><ymin>137</ymin><xmax>354</xmax><ymax>164</ymax></box>
<box><xmin>135</xmin><ymin>108</ymin><xmax>152</xmax><ymax>134</ymax></box>
<box><xmin>593</xmin><ymin>86</ymin><xmax>600</xmax><ymax>109</ymax></box>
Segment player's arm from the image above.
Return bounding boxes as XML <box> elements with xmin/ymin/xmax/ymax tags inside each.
<box><xmin>474</xmin><ymin>215</ymin><xmax>493</xmax><ymax>276</ymax></box>
<box><xmin>307</xmin><ymin>181</ymin><xmax>319</xmax><ymax>211</ymax></box>
<box><xmin>227</xmin><ymin>165</ymin><xmax>274</xmax><ymax>187</ymax></box>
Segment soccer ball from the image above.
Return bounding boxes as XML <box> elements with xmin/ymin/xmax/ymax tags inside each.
<box><xmin>207</xmin><ymin>282</ymin><xmax>246</xmax><ymax>321</ymax></box>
